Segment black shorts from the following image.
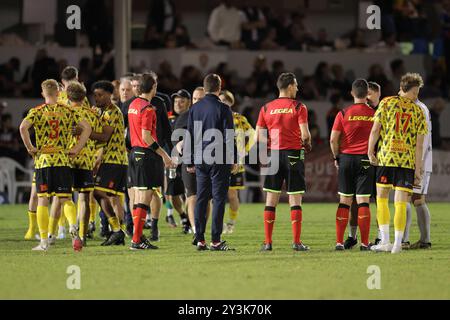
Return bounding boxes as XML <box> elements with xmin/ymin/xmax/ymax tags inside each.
<box><xmin>263</xmin><ymin>149</ymin><xmax>306</xmax><ymax>195</ymax></box>
<box><xmin>181</xmin><ymin>164</ymin><xmax>196</xmax><ymax>197</ymax></box>
<box><xmin>128</xmin><ymin>147</ymin><xmax>164</xmax><ymax>190</ymax></box>
<box><xmin>35</xmin><ymin>166</ymin><xmax>73</xmax><ymax>198</ymax></box>
<box><xmin>338</xmin><ymin>154</ymin><xmax>375</xmax><ymax>197</ymax></box>
<box><xmin>166</xmin><ymin>166</ymin><xmax>185</xmax><ymax>196</ymax></box>
<box><xmin>72</xmin><ymin>169</ymin><xmax>94</xmax><ymax>192</ymax></box>
<box><xmin>95</xmin><ymin>163</ymin><xmax>127</xmax><ymax>195</ymax></box>
<box><xmin>230</xmin><ymin>172</ymin><xmax>245</xmax><ymax>190</ymax></box>
<box><xmin>376</xmin><ymin>166</ymin><xmax>414</xmax><ymax>193</ymax></box>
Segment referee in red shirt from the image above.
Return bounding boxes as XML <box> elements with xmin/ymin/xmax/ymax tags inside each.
<box><xmin>128</xmin><ymin>73</ymin><xmax>175</xmax><ymax>250</ymax></box>
<box><xmin>256</xmin><ymin>73</ymin><xmax>312</xmax><ymax>252</ymax></box>
<box><xmin>330</xmin><ymin>79</ymin><xmax>375</xmax><ymax>251</ymax></box>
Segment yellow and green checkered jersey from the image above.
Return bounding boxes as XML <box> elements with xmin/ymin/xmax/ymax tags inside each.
<box><xmin>374</xmin><ymin>96</ymin><xmax>427</xmax><ymax>169</ymax></box>
<box><xmin>233</xmin><ymin>112</ymin><xmax>256</xmax><ymax>173</ymax></box>
<box><xmin>24</xmin><ymin>104</ymin><xmax>76</xmax><ymax>169</ymax></box>
<box><xmin>69</xmin><ymin>106</ymin><xmax>103</xmax><ymax>170</ymax></box>
<box><xmin>99</xmin><ymin>104</ymin><xmax>128</xmax><ymax>166</ymax></box>
<box><xmin>58</xmin><ymin>90</ymin><xmax>91</xmax><ymax>109</ymax></box>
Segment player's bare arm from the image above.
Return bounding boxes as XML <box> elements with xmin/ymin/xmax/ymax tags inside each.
<box><xmin>93</xmin><ymin>148</ymin><xmax>103</xmax><ymax>176</ymax></box>
<box><xmin>142</xmin><ymin>128</ymin><xmax>175</xmax><ymax>168</ymax></box>
<box><xmin>330</xmin><ymin>130</ymin><xmax>341</xmax><ymax>169</ymax></box>
<box><xmin>300</xmin><ymin>123</ymin><xmax>312</xmax><ymax>152</ymax></box>
<box><xmin>255</xmin><ymin>125</ymin><xmax>269</xmax><ymax>167</ymax></box>
<box><xmin>414</xmin><ymin>134</ymin><xmax>425</xmax><ymax>186</ymax></box>
<box><xmin>19</xmin><ymin>119</ymin><xmax>37</xmax><ymax>157</ymax></box>
<box><xmin>69</xmin><ymin>119</ymin><xmax>92</xmax><ymax>158</ymax></box>
<box><xmin>90</xmin><ymin>125</ymin><xmax>114</xmax><ymax>143</ymax></box>
<box><xmin>368</xmin><ymin>122</ymin><xmax>381</xmax><ymax>165</ymax></box>
<box><xmin>255</xmin><ymin>126</ymin><xmax>268</xmax><ymax>145</ymax></box>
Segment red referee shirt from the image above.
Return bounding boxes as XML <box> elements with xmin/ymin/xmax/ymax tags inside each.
<box><xmin>128</xmin><ymin>97</ymin><xmax>158</xmax><ymax>148</ymax></box>
<box><xmin>332</xmin><ymin>103</ymin><xmax>375</xmax><ymax>155</ymax></box>
<box><xmin>257</xmin><ymin>98</ymin><xmax>308</xmax><ymax>150</ymax></box>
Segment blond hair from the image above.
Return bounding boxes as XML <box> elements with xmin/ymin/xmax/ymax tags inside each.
<box><xmin>66</xmin><ymin>82</ymin><xmax>87</xmax><ymax>103</ymax></box>
<box><xmin>400</xmin><ymin>73</ymin><xmax>424</xmax><ymax>93</ymax></box>
<box><xmin>220</xmin><ymin>90</ymin><xmax>235</xmax><ymax>106</ymax></box>
<box><xmin>41</xmin><ymin>79</ymin><xmax>59</xmax><ymax>95</ymax></box>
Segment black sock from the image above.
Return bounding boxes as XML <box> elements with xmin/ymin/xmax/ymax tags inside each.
<box><xmin>180</xmin><ymin>212</ymin><xmax>188</xmax><ymax>223</ymax></box>
<box><xmin>152</xmin><ymin>218</ymin><xmax>159</xmax><ymax>229</ymax></box>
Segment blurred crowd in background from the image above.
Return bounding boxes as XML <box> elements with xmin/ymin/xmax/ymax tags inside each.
<box><xmin>1</xmin><ymin>0</ymin><xmax>450</xmax><ymax>166</ymax></box>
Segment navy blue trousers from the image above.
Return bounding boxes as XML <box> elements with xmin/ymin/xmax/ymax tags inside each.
<box><xmin>194</xmin><ymin>164</ymin><xmax>231</xmax><ymax>243</ymax></box>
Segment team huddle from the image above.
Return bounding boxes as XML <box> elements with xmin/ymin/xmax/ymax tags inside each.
<box><xmin>19</xmin><ymin>66</ymin><xmax>432</xmax><ymax>254</ymax></box>
<box><xmin>20</xmin><ymin>68</ymin><xmax>255</xmax><ymax>251</ymax></box>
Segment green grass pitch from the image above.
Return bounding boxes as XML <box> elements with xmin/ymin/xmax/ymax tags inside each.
<box><xmin>0</xmin><ymin>203</ymin><xmax>449</xmax><ymax>299</ymax></box>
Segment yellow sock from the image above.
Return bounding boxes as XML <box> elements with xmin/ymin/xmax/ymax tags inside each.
<box><xmin>36</xmin><ymin>206</ymin><xmax>49</xmax><ymax>240</ymax></box>
<box><xmin>89</xmin><ymin>202</ymin><xmax>97</xmax><ymax>223</ymax></box>
<box><xmin>376</xmin><ymin>197</ymin><xmax>390</xmax><ymax>225</ymax></box>
<box><xmin>108</xmin><ymin>217</ymin><xmax>120</xmax><ymax>232</ymax></box>
<box><xmin>28</xmin><ymin>211</ymin><xmax>37</xmax><ymax>230</ymax></box>
<box><xmin>48</xmin><ymin>217</ymin><xmax>58</xmax><ymax>236</ymax></box>
<box><xmin>58</xmin><ymin>214</ymin><xmax>66</xmax><ymax>227</ymax></box>
<box><xmin>394</xmin><ymin>201</ymin><xmax>407</xmax><ymax>232</ymax></box>
<box><xmin>52</xmin><ymin>216</ymin><xmax>59</xmax><ymax>235</ymax></box>
<box><xmin>79</xmin><ymin>220</ymin><xmax>86</xmax><ymax>238</ymax></box>
<box><xmin>63</xmin><ymin>200</ymin><xmax>77</xmax><ymax>227</ymax></box>
<box><xmin>25</xmin><ymin>211</ymin><xmax>37</xmax><ymax>239</ymax></box>
<box><xmin>229</xmin><ymin>208</ymin><xmax>239</xmax><ymax>222</ymax></box>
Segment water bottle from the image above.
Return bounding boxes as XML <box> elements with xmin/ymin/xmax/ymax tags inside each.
<box><xmin>169</xmin><ymin>168</ymin><xmax>177</xmax><ymax>179</ymax></box>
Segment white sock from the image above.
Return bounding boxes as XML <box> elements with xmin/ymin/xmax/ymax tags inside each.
<box><xmin>379</xmin><ymin>224</ymin><xmax>390</xmax><ymax>244</ymax></box>
<box><xmin>58</xmin><ymin>226</ymin><xmax>65</xmax><ymax>234</ymax></box>
<box><xmin>146</xmin><ymin>214</ymin><xmax>151</xmax><ymax>221</ymax></box>
<box><xmin>167</xmin><ymin>208</ymin><xmax>173</xmax><ymax>217</ymax></box>
<box><xmin>394</xmin><ymin>230</ymin><xmax>404</xmax><ymax>247</ymax></box>
<box><xmin>377</xmin><ymin>228</ymin><xmax>382</xmax><ymax>239</ymax></box>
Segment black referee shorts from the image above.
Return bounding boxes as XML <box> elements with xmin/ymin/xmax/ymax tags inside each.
<box><xmin>263</xmin><ymin>149</ymin><xmax>306</xmax><ymax>195</ymax></box>
<box><xmin>376</xmin><ymin>166</ymin><xmax>414</xmax><ymax>193</ymax></box>
<box><xmin>337</xmin><ymin>154</ymin><xmax>375</xmax><ymax>197</ymax></box>
<box><xmin>128</xmin><ymin>147</ymin><xmax>164</xmax><ymax>190</ymax></box>
<box><xmin>35</xmin><ymin>166</ymin><xmax>73</xmax><ymax>198</ymax></box>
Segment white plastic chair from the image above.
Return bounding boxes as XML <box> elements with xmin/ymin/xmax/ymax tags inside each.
<box><xmin>0</xmin><ymin>169</ymin><xmax>10</xmax><ymax>195</ymax></box>
<box><xmin>0</xmin><ymin>157</ymin><xmax>33</xmax><ymax>204</ymax></box>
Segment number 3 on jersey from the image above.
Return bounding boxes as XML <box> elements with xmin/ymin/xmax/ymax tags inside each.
<box><xmin>49</xmin><ymin>119</ymin><xmax>60</xmax><ymax>139</ymax></box>
<box><xmin>395</xmin><ymin>113</ymin><xmax>411</xmax><ymax>134</ymax></box>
